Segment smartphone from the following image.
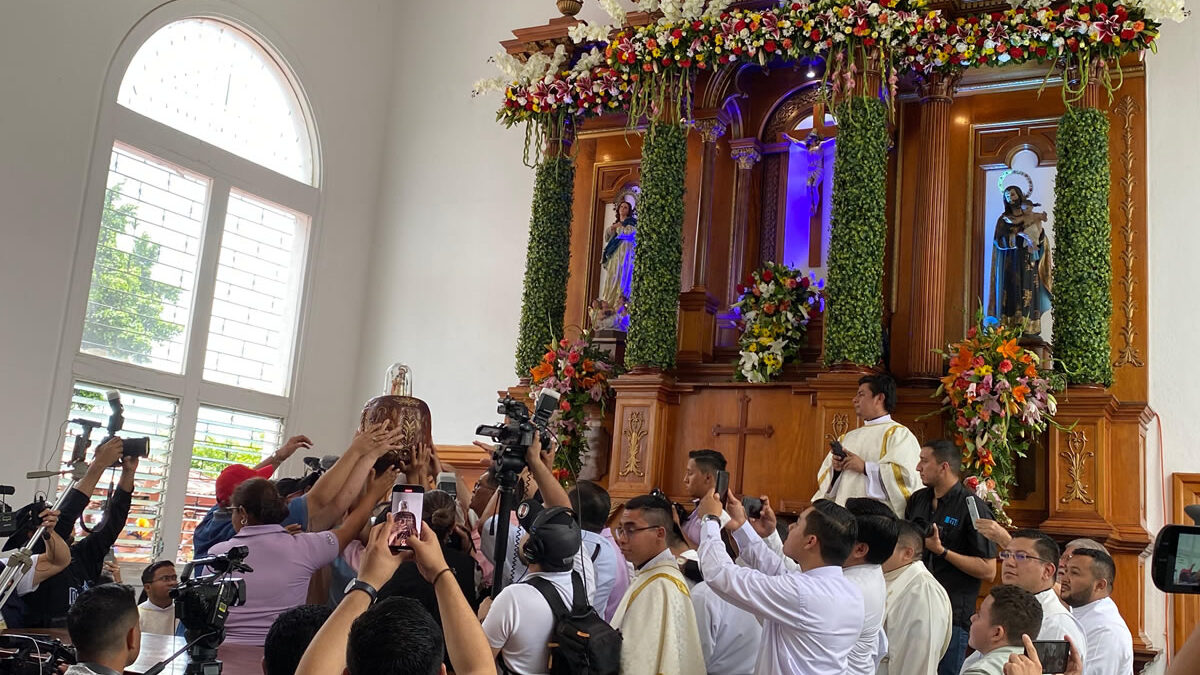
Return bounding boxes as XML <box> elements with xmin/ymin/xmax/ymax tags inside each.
<box><xmin>1031</xmin><ymin>640</ymin><xmax>1070</xmax><ymax>673</ymax></box>
<box><xmin>966</xmin><ymin>496</ymin><xmax>981</xmax><ymax>525</ymax></box>
<box><xmin>389</xmin><ymin>484</ymin><xmax>424</xmax><ymax>551</ymax></box>
<box><xmin>742</xmin><ymin>496</ymin><xmax>763</xmax><ymax>520</ymax></box>
<box><xmin>1151</xmin><ymin>524</ymin><xmax>1200</xmax><ymax>593</ymax></box>
<box><xmin>830</xmin><ymin>439</ymin><xmax>847</xmax><ymax>459</ymax></box>
<box><xmin>436</xmin><ymin>471</ymin><xmax>457</xmax><ymax>499</ymax></box>
<box><xmin>714</xmin><ymin>470</ymin><xmax>730</xmax><ymax>500</ymax></box>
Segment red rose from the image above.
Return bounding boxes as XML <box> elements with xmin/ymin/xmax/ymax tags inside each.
<box><xmin>764</xmin><ymin>303</ymin><xmax>777</xmax><ymax>314</ymax></box>
<box><xmin>1095</xmin><ymin>3</ymin><xmax>1108</xmax><ymax>14</ymax></box>
<box><xmin>1120</xmin><ymin>28</ymin><xmax>1135</xmax><ymax>40</ymax></box>
<box><xmin>559</xmin><ymin>339</ymin><xmax>570</xmax><ymax>348</ymax></box>
<box><xmin>965</xmin><ymin>476</ymin><xmax>980</xmax><ymax>490</ymax></box>
<box><xmin>762</xmin><ymin>269</ymin><xmax>774</xmax><ymax>281</ymax></box>
<box><xmin>786</xmin><ymin>278</ymin><xmax>798</xmax><ymax>289</ymax></box>
<box><xmin>679</xmin><ymin>58</ymin><xmax>692</xmax><ymax>68</ymax></box>
<box><xmin>973</xmin><ymin>356</ymin><xmax>985</xmax><ymax>367</ymax></box>
<box><xmin>744</xmin><ymin>274</ymin><xmax>755</xmax><ymax>286</ymax></box>
<box><xmin>999</xmin><ymin>359</ymin><xmax>1013</xmax><ymax>373</ymax></box>
<box><xmin>568</xmin><ymin>351</ymin><xmax>581</xmax><ymax>364</ymax></box>
<box><xmin>782</xmin><ymin>38</ymin><xmax>793</xmax><ymax>49</ymax></box>
<box><xmin>563</xmin><ymin>365</ymin><xmax>576</xmax><ymax>378</ymax></box>
<box><xmin>764</xmin><ymin>40</ymin><xmax>777</xmax><ymax>53</ymax></box>
<box><xmin>967</xmin><ymin>326</ymin><xmax>978</xmax><ymax>338</ymax></box>
<box><xmin>736</xmin><ymin>284</ymin><xmax>746</xmax><ymax>295</ymax></box>
<box><xmin>799</xmin><ymin>277</ymin><xmax>811</xmax><ymax>289</ymax></box>
<box><xmin>544</xmin><ymin>351</ymin><xmax>556</xmax><ymax>363</ymax></box>
<box><xmin>956</xmin><ymin>415</ymin><xmax>968</xmax><ymax>428</ymax></box>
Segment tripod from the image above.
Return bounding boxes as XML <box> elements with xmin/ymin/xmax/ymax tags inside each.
<box><xmin>0</xmin><ymin>418</ymin><xmax>98</xmax><ymax>609</ymax></box>
<box><xmin>489</xmin><ymin>465</ymin><xmax>523</xmax><ymax>593</ymax></box>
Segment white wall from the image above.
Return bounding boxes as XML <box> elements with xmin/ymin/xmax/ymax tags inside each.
<box><xmin>1146</xmin><ymin>17</ymin><xmax>1200</xmax><ymax>669</ymax></box>
<box><xmin>353</xmin><ymin>0</ymin><xmax>628</xmax><ymax>443</ymax></box>
<box><xmin>0</xmin><ymin>0</ymin><xmax>397</xmax><ymax>504</ymax></box>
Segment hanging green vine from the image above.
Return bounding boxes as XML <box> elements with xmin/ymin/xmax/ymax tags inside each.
<box><xmin>514</xmin><ymin>157</ymin><xmax>576</xmax><ymax>378</ymax></box>
<box><xmin>1052</xmin><ymin>107</ymin><xmax>1113</xmax><ymax>386</ymax></box>
<box><xmin>625</xmin><ymin>122</ymin><xmax>688</xmax><ymax>371</ymax></box>
<box><xmin>823</xmin><ymin>95</ymin><xmax>891</xmax><ymax>366</ymax></box>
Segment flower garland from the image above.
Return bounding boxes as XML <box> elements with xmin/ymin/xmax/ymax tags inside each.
<box><xmin>488</xmin><ymin>0</ymin><xmax>1173</xmax><ymax>127</ymax></box>
<box><xmin>932</xmin><ymin>316</ymin><xmax>1063</xmax><ymax>522</ymax></box>
<box><xmin>732</xmin><ymin>262</ymin><xmax>824</xmax><ymax>382</ymax></box>
<box><xmin>529</xmin><ymin>332</ymin><xmax>622</xmax><ymax>485</ymax></box>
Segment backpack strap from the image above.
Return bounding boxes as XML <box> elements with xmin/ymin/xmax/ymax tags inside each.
<box><xmin>569</xmin><ymin>571</ymin><xmax>589</xmax><ymax>614</ymax></box>
<box><xmin>590</xmin><ymin>542</ymin><xmax>602</xmax><ymax>562</ymax></box>
<box><xmin>525</xmin><ymin>575</ymin><xmax>571</xmax><ymax>621</ymax></box>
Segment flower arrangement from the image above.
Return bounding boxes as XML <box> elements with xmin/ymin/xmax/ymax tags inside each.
<box><xmin>529</xmin><ymin>331</ymin><xmax>622</xmax><ymax>484</ymax></box>
<box><xmin>483</xmin><ymin>0</ymin><xmax>1173</xmax><ymax>129</ymax></box>
<box><xmin>933</xmin><ymin>316</ymin><xmax>1063</xmax><ymax>522</ymax></box>
<box><xmin>732</xmin><ymin>262</ymin><xmax>824</xmax><ymax>382</ymax></box>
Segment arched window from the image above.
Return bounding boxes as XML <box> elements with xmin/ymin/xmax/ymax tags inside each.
<box><xmin>53</xmin><ymin>15</ymin><xmax>320</xmax><ymax>563</ymax></box>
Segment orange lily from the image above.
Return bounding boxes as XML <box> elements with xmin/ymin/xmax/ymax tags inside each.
<box><xmin>1013</xmin><ymin>384</ymin><xmax>1030</xmax><ymax>404</ymax></box>
<box><xmin>997</xmin><ymin>338</ymin><xmax>1020</xmax><ymax>360</ymax></box>
<box><xmin>530</xmin><ymin>362</ymin><xmax>554</xmax><ymax>382</ymax></box>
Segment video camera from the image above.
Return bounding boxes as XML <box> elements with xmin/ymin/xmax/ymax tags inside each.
<box><xmin>475</xmin><ymin>391</ymin><xmax>560</xmax><ymax>479</ymax></box>
<box><xmin>171</xmin><ymin>546</ymin><xmax>252</xmax><ymax>674</ymax></box>
<box><xmin>0</xmin><ymin>634</ymin><xmax>76</xmax><ymax>675</ymax></box>
<box><xmin>1151</xmin><ymin>505</ymin><xmax>1200</xmax><ymax>595</ymax></box>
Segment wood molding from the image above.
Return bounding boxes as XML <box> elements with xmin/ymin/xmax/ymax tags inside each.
<box><xmin>1172</xmin><ymin>473</ymin><xmax>1200</xmax><ymax>654</ymax></box>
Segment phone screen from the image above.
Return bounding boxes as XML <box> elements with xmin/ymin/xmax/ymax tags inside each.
<box><xmin>966</xmin><ymin>497</ymin><xmax>981</xmax><ymax>525</ymax></box>
<box><xmin>1173</xmin><ymin>531</ymin><xmax>1200</xmax><ymax>589</ymax></box>
<box><xmin>1152</xmin><ymin>525</ymin><xmax>1200</xmax><ymax>593</ymax></box>
<box><xmin>390</xmin><ymin>485</ymin><xmax>424</xmax><ymax>550</ymax></box>
<box><xmin>715</xmin><ymin>470</ymin><xmax>730</xmax><ymax>500</ymax></box>
<box><xmin>1031</xmin><ymin>640</ymin><xmax>1070</xmax><ymax>673</ymax></box>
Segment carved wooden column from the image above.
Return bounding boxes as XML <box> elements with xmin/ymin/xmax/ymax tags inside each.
<box><xmin>726</xmin><ymin>140</ymin><xmax>762</xmax><ymax>305</ymax></box>
<box><xmin>678</xmin><ymin>118</ymin><xmax>726</xmax><ymax>364</ymax></box>
<box><xmin>906</xmin><ymin>72</ymin><xmax>960</xmax><ymax>382</ymax></box>
<box><xmin>606</xmin><ymin>371</ymin><xmax>680</xmax><ymax>500</ymax></box>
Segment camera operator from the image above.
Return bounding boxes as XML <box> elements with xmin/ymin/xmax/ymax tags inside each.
<box><xmin>208</xmin><ymin>466</ymin><xmax>396</xmax><ymax>645</ymax></box>
<box><xmin>904</xmin><ymin>439</ymin><xmax>999</xmax><ymax>675</ymax></box>
<box><xmin>569</xmin><ymin>480</ymin><xmax>628</xmax><ymax>621</ymax></box>
<box><xmin>63</xmin><ymin>583</ymin><xmax>142</xmax><ymax>675</ymax></box>
<box><xmin>9</xmin><ymin>442</ymin><xmax>139</xmax><ymax>628</ymax></box>
<box><xmin>0</xmin><ymin>508</ymin><xmax>70</xmax><ymax>626</ymax></box>
<box><xmin>295</xmin><ymin>516</ymin><xmax>495</xmax><ymax>675</ymax></box>
<box><xmin>477</xmin><ymin>434</ymin><xmax>598</xmax><ymax>602</ymax></box>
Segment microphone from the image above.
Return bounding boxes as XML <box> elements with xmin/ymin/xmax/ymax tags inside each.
<box><xmin>25</xmin><ymin>470</ymin><xmax>68</xmax><ymax>479</ymax></box>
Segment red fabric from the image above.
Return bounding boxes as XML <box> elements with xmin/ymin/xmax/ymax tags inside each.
<box><xmin>216</xmin><ymin>464</ymin><xmax>275</xmax><ymax>505</ymax></box>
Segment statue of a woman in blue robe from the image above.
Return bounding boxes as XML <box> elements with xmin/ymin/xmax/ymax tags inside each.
<box><xmin>596</xmin><ymin>199</ymin><xmax>636</xmax><ymax>331</ymax></box>
<box><xmin>989</xmin><ymin>185</ymin><xmax>1053</xmax><ymax>335</ymax></box>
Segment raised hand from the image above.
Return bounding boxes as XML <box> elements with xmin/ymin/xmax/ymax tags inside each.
<box><xmin>724</xmin><ymin>490</ymin><xmax>747</xmax><ymax>530</ymax></box>
<box><xmin>274</xmin><ymin>435</ymin><xmax>313</xmax><ymax>462</ymax></box>
<box><xmin>93</xmin><ymin>437</ymin><xmax>124</xmax><ymax>467</ymax></box>
<box><xmin>358</xmin><ymin>515</ymin><xmax>408</xmax><ymax>589</ymax></box>
<box><xmin>750</xmin><ymin>496</ymin><xmax>778</xmax><ymax>539</ymax></box>
<box><xmin>408</xmin><ymin>521</ymin><xmax>451</xmax><ymax>584</ymax></box>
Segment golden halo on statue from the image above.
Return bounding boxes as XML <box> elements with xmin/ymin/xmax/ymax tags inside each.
<box><xmin>997</xmin><ymin>168</ymin><xmax>1034</xmax><ymax>198</ymax></box>
<box><xmin>616</xmin><ymin>185</ymin><xmax>640</xmax><ymax>211</ymax></box>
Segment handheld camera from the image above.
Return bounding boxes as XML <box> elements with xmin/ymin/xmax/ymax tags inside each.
<box><xmin>172</xmin><ymin>546</ymin><xmax>252</xmax><ymax>674</ymax></box>
<box><xmin>99</xmin><ymin>391</ymin><xmax>150</xmax><ymax>460</ymax></box>
<box><xmin>475</xmin><ymin>391</ymin><xmax>560</xmax><ymax>479</ymax></box>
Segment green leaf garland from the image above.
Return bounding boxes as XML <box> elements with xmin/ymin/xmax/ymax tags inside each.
<box><xmin>514</xmin><ymin>157</ymin><xmax>576</xmax><ymax>378</ymax></box>
<box><xmin>1051</xmin><ymin>107</ymin><xmax>1113</xmax><ymax>386</ymax></box>
<box><xmin>824</xmin><ymin>96</ymin><xmax>891</xmax><ymax>366</ymax></box>
<box><xmin>626</xmin><ymin>122</ymin><xmax>688</xmax><ymax>370</ymax></box>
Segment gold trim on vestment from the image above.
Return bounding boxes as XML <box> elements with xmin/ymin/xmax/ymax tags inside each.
<box><xmin>628</xmin><ymin>572</ymin><xmax>691</xmax><ymax>607</ymax></box>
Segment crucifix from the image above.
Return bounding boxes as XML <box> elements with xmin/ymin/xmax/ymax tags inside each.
<box><xmin>711</xmin><ymin>391</ymin><xmax>774</xmax><ymax>493</ymax></box>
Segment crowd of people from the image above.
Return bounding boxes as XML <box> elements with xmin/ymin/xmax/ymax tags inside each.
<box><xmin>0</xmin><ymin>373</ymin><xmax>1192</xmax><ymax>675</ymax></box>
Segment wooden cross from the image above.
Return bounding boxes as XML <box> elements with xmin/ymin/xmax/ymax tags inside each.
<box><xmin>712</xmin><ymin>391</ymin><xmax>775</xmax><ymax>492</ymax></box>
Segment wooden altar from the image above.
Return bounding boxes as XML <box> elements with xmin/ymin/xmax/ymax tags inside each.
<box><xmin>498</xmin><ymin>1</ymin><xmax>1157</xmax><ymax>668</ymax></box>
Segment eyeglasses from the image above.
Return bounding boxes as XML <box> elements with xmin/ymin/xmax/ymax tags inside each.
<box><xmin>153</xmin><ymin>575</ymin><xmax>178</xmax><ymax>583</ymax></box>
<box><xmin>613</xmin><ymin>525</ymin><xmax>662</xmax><ymax>539</ymax></box>
<box><xmin>999</xmin><ymin>550</ymin><xmax>1053</xmax><ymax>564</ymax></box>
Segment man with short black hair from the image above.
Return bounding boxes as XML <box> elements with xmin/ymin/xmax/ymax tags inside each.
<box><xmin>1060</xmin><ymin>548</ymin><xmax>1132</xmax><ymax>675</ymax></box>
<box><xmin>612</xmin><ymin>494</ymin><xmax>705</xmax><ymax>675</ymax></box>
<box><xmin>65</xmin><ymin>584</ymin><xmax>141</xmax><ymax>675</ymax></box>
<box><xmin>698</xmin><ymin>493</ymin><xmax>865</xmax><ymax>675</ymax></box>
<box><xmin>842</xmin><ymin>499</ymin><xmax>899</xmax><ymax>675</ymax></box>
<box><xmin>569</xmin><ymin>480</ymin><xmax>627</xmax><ymax>621</ymax></box>
<box><xmin>879</xmin><ymin>520</ymin><xmax>952</xmax><ymax>675</ymax></box>
<box><xmin>137</xmin><ymin>560</ymin><xmax>179</xmax><ymax>636</ymax></box>
<box><xmin>263</xmin><ymin>604</ymin><xmax>332</xmax><ymax>675</ymax></box>
<box><xmin>682</xmin><ymin>448</ymin><xmax>730</xmax><ymax>544</ymax></box>
<box><xmin>349</xmin><ymin>597</ymin><xmax>444</xmax><ymax>675</ymax></box>
<box><xmin>961</xmin><ymin>529</ymin><xmax>1087</xmax><ymax>672</ymax></box>
<box><xmin>813</xmin><ymin>374</ymin><xmax>922</xmax><ymax>516</ymax></box>
<box><xmin>964</xmin><ymin>584</ymin><xmax>1044</xmax><ymax>675</ymax></box>
<box><xmin>905</xmin><ymin>439</ymin><xmax>999</xmax><ymax>675</ymax></box>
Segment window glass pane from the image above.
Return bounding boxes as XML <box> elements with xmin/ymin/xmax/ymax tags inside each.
<box><xmin>57</xmin><ymin>383</ymin><xmax>177</xmax><ymax>565</ymax></box>
<box><xmin>203</xmin><ymin>190</ymin><xmax>306</xmax><ymax>395</ymax></box>
<box><xmin>117</xmin><ymin>19</ymin><xmax>313</xmax><ymax>184</ymax></box>
<box><xmin>178</xmin><ymin>406</ymin><xmax>282</xmax><ymax>562</ymax></box>
<box><xmin>80</xmin><ymin>145</ymin><xmax>208</xmax><ymax>373</ymax></box>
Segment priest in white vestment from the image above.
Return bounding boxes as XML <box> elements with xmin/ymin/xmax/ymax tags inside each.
<box><xmin>964</xmin><ymin>530</ymin><xmax>1088</xmax><ymax>671</ymax></box>
<box><xmin>610</xmin><ymin>494</ymin><xmax>706</xmax><ymax>675</ymax></box>
<box><xmin>812</xmin><ymin>374</ymin><xmax>922</xmax><ymax>516</ymax></box>
<box><xmin>697</xmin><ymin>491</ymin><xmax>864</xmax><ymax>675</ymax></box>
<box><xmin>1060</xmin><ymin>548</ymin><xmax>1133</xmax><ymax>675</ymax></box>
<box><xmin>879</xmin><ymin>520</ymin><xmax>952</xmax><ymax>675</ymax></box>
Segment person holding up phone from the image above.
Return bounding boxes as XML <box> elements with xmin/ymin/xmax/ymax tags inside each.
<box><xmin>963</xmin><ymin>585</ymin><xmax>1045</xmax><ymax>675</ymax></box>
<box><xmin>1002</xmin><ymin>634</ymin><xmax>1084</xmax><ymax>675</ymax></box>
<box><xmin>681</xmin><ymin>449</ymin><xmax>731</xmax><ymax>546</ymax></box>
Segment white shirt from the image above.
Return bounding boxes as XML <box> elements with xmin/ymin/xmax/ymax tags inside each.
<box><xmin>1072</xmin><ymin>596</ymin><xmax>1133</xmax><ymax>675</ymax></box>
<box><xmin>962</xmin><ymin>645</ymin><xmax>1025</xmax><ymax>675</ymax></box>
<box><xmin>960</xmin><ymin>588</ymin><xmax>1088</xmax><ymax>672</ymax></box>
<box><xmin>843</xmin><ymin>563</ymin><xmax>888</xmax><ymax>675</ymax></box>
<box><xmin>480</xmin><ymin>514</ymin><xmax>598</xmax><ymax>606</ymax></box>
<box><xmin>691</xmin><ymin>579</ymin><xmax>762</xmax><ymax>675</ymax></box>
<box><xmin>137</xmin><ymin>599</ymin><xmax>178</xmax><ymax>635</ymax></box>
<box><xmin>0</xmin><ymin>555</ymin><xmax>42</xmax><ymax>597</ymax></box>
<box><xmin>580</xmin><ymin>530</ymin><xmax>621</xmax><ymax>616</ymax></box>
<box><xmin>699</xmin><ymin>520</ymin><xmax>864</xmax><ymax>675</ymax></box>
<box><xmin>482</xmin><ymin>570</ymin><xmax>575</xmax><ymax>675</ymax></box>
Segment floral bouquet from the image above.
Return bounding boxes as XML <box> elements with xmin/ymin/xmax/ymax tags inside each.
<box><xmin>932</xmin><ymin>315</ymin><xmax>1062</xmax><ymax>523</ymax></box>
<box><xmin>732</xmin><ymin>262</ymin><xmax>824</xmax><ymax>383</ymax></box>
<box><xmin>529</xmin><ymin>330</ymin><xmax>622</xmax><ymax>485</ymax></box>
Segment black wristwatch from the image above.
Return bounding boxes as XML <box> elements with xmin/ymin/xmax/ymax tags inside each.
<box><xmin>702</xmin><ymin>514</ymin><xmax>722</xmax><ymax>525</ymax></box>
<box><xmin>344</xmin><ymin>578</ymin><xmax>379</xmax><ymax>603</ymax></box>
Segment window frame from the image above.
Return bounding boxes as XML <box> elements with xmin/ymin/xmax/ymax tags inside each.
<box><xmin>43</xmin><ymin>8</ymin><xmax>322</xmax><ymax>562</ymax></box>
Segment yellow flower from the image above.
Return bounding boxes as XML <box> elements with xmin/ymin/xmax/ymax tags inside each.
<box><xmin>976</xmin><ymin>365</ymin><xmax>993</xmax><ymax>376</ymax></box>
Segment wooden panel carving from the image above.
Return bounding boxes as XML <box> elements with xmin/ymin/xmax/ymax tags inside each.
<box><xmin>1113</xmin><ymin>95</ymin><xmax>1145</xmax><ymax>369</ymax></box>
<box><xmin>759</xmin><ymin>153</ymin><xmax>781</xmax><ymax>263</ymax></box>
<box><xmin>619</xmin><ymin>409</ymin><xmax>649</xmax><ymax>478</ymax></box>
<box><xmin>1172</xmin><ymin>473</ymin><xmax>1200</xmax><ymax>653</ymax></box>
<box><xmin>825</xmin><ymin>412</ymin><xmax>850</xmax><ymax>441</ymax></box>
<box><xmin>1060</xmin><ymin>430</ymin><xmax>1096</xmax><ymax>505</ymax></box>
